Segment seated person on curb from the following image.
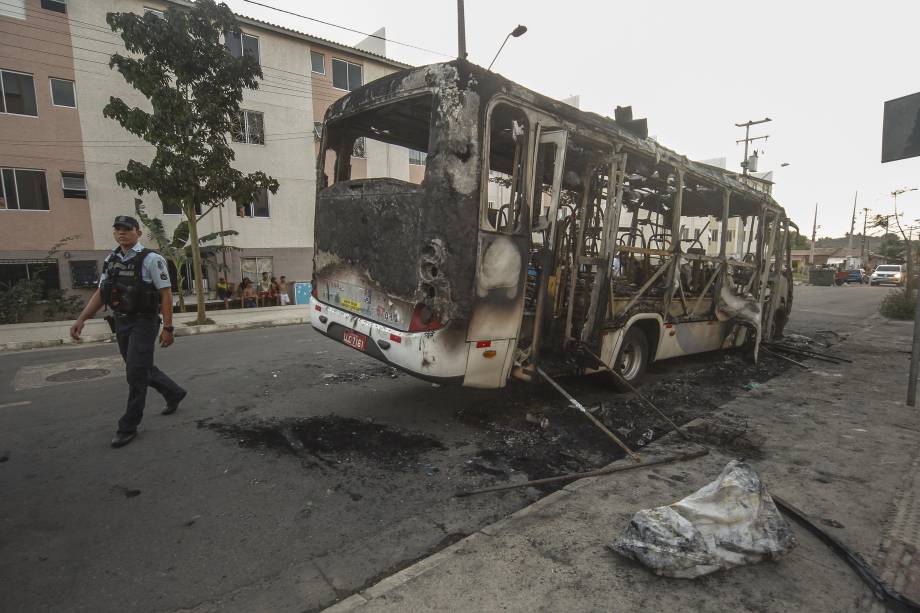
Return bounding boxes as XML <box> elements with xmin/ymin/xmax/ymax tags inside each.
<box><xmin>69</xmin><ymin>215</ymin><xmax>187</xmax><ymax>449</ymax></box>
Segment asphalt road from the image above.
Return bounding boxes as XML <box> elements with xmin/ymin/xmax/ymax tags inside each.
<box><xmin>0</xmin><ymin>283</ymin><xmax>891</xmax><ymax>612</ymax></box>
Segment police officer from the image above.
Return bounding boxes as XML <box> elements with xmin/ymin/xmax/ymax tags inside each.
<box><xmin>70</xmin><ymin>215</ymin><xmax>187</xmax><ymax>448</ymax></box>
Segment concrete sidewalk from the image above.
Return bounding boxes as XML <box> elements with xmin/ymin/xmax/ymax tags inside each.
<box><xmin>0</xmin><ymin>305</ymin><xmax>312</xmax><ymax>352</ymax></box>
<box><xmin>323</xmin><ymin>317</ymin><xmax>920</xmax><ymax>613</ymax></box>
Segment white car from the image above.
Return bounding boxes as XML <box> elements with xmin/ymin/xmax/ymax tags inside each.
<box><xmin>870</xmin><ymin>264</ymin><xmax>905</xmax><ymax>286</ymax></box>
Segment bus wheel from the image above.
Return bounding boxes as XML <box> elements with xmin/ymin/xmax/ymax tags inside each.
<box><xmin>614</xmin><ymin>327</ymin><xmax>649</xmax><ymax>389</ymax></box>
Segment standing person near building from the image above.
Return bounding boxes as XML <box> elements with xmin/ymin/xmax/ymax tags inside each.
<box><xmin>69</xmin><ymin>216</ymin><xmax>187</xmax><ymax>448</ymax></box>
<box><xmin>277</xmin><ymin>275</ymin><xmax>290</xmax><ymax>306</ymax></box>
<box><xmin>258</xmin><ymin>271</ymin><xmax>272</xmax><ymax>306</ymax></box>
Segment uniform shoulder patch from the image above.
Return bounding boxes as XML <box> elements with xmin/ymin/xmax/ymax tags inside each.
<box><xmin>160</xmin><ymin>272</ymin><xmax>169</xmax><ymax>281</ymax></box>
<box><xmin>157</xmin><ymin>259</ymin><xmax>165</xmax><ymax>270</ymax></box>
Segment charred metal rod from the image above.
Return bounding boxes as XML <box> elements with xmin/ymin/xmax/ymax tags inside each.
<box><xmin>761</xmin><ymin>346</ymin><xmax>810</xmax><ymax>369</ymax></box>
<box><xmin>536</xmin><ymin>367</ymin><xmax>641</xmax><ymax>462</ymax></box>
<box><xmin>768</xmin><ymin>344</ymin><xmax>847</xmax><ymax>364</ymax></box>
<box><xmin>455</xmin><ymin>448</ymin><xmax>708</xmax><ymax>497</ymax></box>
<box><xmin>577</xmin><ymin>345</ymin><xmax>689</xmax><ymax>441</ymax></box>
<box><xmin>773</xmin><ymin>494</ymin><xmax>920</xmax><ymax>612</ymax></box>
<box><xmin>775</xmin><ymin>344</ymin><xmax>853</xmax><ymax>363</ymax></box>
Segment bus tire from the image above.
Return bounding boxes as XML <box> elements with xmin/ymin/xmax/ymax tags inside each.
<box><xmin>613</xmin><ymin>327</ymin><xmax>649</xmax><ymax>389</ymax></box>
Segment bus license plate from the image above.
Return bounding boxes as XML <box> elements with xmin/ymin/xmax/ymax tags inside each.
<box><xmin>343</xmin><ymin>330</ymin><xmax>367</xmax><ymax>352</ymax></box>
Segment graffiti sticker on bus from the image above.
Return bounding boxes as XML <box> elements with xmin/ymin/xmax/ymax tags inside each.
<box><xmin>341</xmin><ymin>298</ymin><xmax>361</xmax><ymax>311</ymax></box>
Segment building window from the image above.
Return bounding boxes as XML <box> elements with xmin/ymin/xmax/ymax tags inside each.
<box><xmin>0</xmin><ymin>260</ymin><xmax>59</xmax><ymax>298</ymax></box>
<box><xmin>61</xmin><ymin>171</ymin><xmax>86</xmax><ymax>199</ymax></box>
<box><xmin>144</xmin><ymin>7</ymin><xmax>165</xmax><ymax>18</ymax></box>
<box><xmin>0</xmin><ymin>0</ymin><xmax>25</xmax><ymax>19</ymax></box>
<box><xmin>710</xmin><ymin>229</ymin><xmax>719</xmax><ymax>244</ymax></box>
<box><xmin>237</xmin><ymin>188</ymin><xmax>270</xmax><ymax>218</ymax></box>
<box><xmin>232</xmin><ymin>110</ymin><xmax>264</xmax><ymax>145</ymax></box>
<box><xmin>69</xmin><ymin>260</ymin><xmax>97</xmax><ymax>288</ymax></box>
<box><xmin>225</xmin><ymin>31</ymin><xmax>259</xmax><ymax>64</ymax></box>
<box><xmin>310</xmin><ymin>51</ymin><xmax>325</xmax><ymax>74</ymax></box>
<box><xmin>1</xmin><ymin>69</ymin><xmax>37</xmax><ymax>116</ymax></box>
<box><xmin>161</xmin><ymin>199</ymin><xmax>200</xmax><ymax>215</ymax></box>
<box><xmin>331</xmin><ymin>58</ymin><xmax>362</xmax><ymax>91</ymax></box>
<box><xmin>40</xmin><ymin>0</ymin><xmax>66</xmax><ymax>13</ymax></box>
<box><xmin>241</xmin><ymin>256</ymin><xmax>272</xmax><ymax>284</ymax></box>
<box><xmin>313</xmin><ymin>121</ymin><xmax>323</xmax><ymax>142</ymax></box>
<box><xmin>0</xmin><ymin>168</ymin><xmax>49</xmax><ymax>210</ymax></box>
<box><xmin>726</xmin><ymin>230</ymin><xmax>735</xmax><ymax>243</ymax></box>
<box><xmin>408</xmin><ymin>149</ymin><xmax>427</xmax><ymax>166</ymax></box>
<box><xmin>680</xmin><ymin>227</ymin><xmax>689</xmax><ymax>240</ymax></box>
<box><xmin>693</xmin><ymin>228</ymin><xmax>701</xmax><ymax>239</ymax></box>
<box><xmin>352</xmin><ymin>137</ymin><xmax>366</xmax><ymax>159</ymax></box>
<box><xmin>50</xmin><ymin>78</ymin><xmax>76</xmax><ymax>108</ymax></box>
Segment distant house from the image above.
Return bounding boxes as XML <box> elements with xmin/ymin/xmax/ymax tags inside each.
<box><xmin>790</xmin><ymin>247</ymin><xmax>887</xmax><ymax>271</ymax></box>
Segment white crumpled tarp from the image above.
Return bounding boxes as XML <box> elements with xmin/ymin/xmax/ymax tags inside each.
<box><xmin>611</xmin><ymin>460</ymin><xmax>796</xmax><ymax>578</ymax></box>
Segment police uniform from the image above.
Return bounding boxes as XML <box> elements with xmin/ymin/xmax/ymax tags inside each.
<box><xmin>99</xmin><ymin>236</ymin><xmax>186</xmax><ymax>437</ymax></box>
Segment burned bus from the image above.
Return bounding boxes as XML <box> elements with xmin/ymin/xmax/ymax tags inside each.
<box><xmin>310</xmin><ymin>60</ymin><xmax>795</xmax><ymax>389</ymax></box>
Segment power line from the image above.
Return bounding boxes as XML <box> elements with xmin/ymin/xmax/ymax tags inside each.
<box><xmin>241</xmin><ymin>0</ymin><xmax>450</xmax><ymax>58</ymax></box>
<box><xmin>0</xmin><ymin>27</ymin><xmax>359</xmax><ymax>104</ymax></box>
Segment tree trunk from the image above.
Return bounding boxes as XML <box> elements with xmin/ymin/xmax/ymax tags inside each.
<box><xmin>186</xmin><ymin>207</ymin><xmax>208</xmax><ymax>324</ymax></box>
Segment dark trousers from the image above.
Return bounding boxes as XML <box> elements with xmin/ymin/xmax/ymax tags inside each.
<box><xmin>115</xmin><ymin>315</ymin><xmax>185</xmax><ymax>433</ymax></box>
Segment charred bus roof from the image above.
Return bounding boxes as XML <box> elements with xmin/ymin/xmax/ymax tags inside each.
<box><xmin>323</xmin><ymin>59</ymin><xmax>788</xmax><ymax>222</ymax></box>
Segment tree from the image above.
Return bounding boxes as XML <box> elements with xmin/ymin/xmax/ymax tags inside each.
<box><xmin>104</xmin><ymin>0</ymin><xmax>278</xmax><ymax>324</ymax></box>
<box><xmin>135</xmin><ymin>199</ymin><xmax>238</xmax><ymax>312</ymax></box>
<box><xmin>790</xmin><ymin>233</ymin><xmax>810</xmax><ymax>249</ymax></box>
<box><xmin>873</xmin><ymin>212</ymin><xmax>916</xmax><ymax>292</ymax></box>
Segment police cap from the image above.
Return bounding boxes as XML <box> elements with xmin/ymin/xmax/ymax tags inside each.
<box><xmin>113</xmin><ymin>215</ymin><xmax>140</xmax><ymax>230</ymax></box>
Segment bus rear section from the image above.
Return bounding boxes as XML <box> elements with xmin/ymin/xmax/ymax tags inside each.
<box><xmin>310</xmin><ymin>73</ymin><xmax>513</xmax><ymax>387</ymax></box>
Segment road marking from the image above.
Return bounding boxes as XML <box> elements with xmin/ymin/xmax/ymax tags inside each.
<box><xmin>0</xmin><ymin>400</ymin><xmax>31</xmax><ymax>409</ymax></box>
<box><xmin>13</xmin><ymin>356</ymin><xmax>125</xmax><ymax>391</ymax></box>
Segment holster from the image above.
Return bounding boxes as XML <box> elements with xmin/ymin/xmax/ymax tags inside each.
<box><xmin>104</xmin><ymin>314</ymin><xmax>116</xmax><ymax>333</ymax></box>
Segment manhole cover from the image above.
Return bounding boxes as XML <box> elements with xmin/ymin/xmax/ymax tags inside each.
<box><xmin>46</xmin><ymin>368</ymin><xmax>110</xmax><ymax>383</ymax></box>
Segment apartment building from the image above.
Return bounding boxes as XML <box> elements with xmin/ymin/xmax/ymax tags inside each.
<box><xmin>0</xmin><ymin>0</ymin><xmax>413</xmax><ymax>302</ymax></box>
<box><xmin>0</xmin><ymin>0</ymin><xmax>97</xmax><ymax>297</ymax></box>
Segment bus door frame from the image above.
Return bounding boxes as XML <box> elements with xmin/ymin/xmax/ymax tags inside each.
<box><xmin>526</xmin><ymin>125</ymin><xmax>568</xmax><ymax>368</ymax></box>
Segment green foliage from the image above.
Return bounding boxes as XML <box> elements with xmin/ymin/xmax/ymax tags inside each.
<box><xmin>135</xmin><ymin>199</ymin><xmax>237</xmax><ymax>311</ymax></box>
<box><xmin>878</xmin><ymin>232</ymin><xmax>905</xmax><ymax>262</ymax></box>
<box><xmin>791</xmin><ymin>233</ymin><xmax>810</xmax><ymax>249</ymax></box>
<box><xmin>104</xmin><ymin>0</ymin><xmax>278</xmax><ymax>323</ymax></box>
<box><xmin>879</xmin><ymin>289</ymin><xmax>916</xmax><ymax>320</ymax></box>
<box><xmin>43</xmin><ymin>289</ymin><xmax>85</xmax><ymax>321</ymax></box>
<box><xmin>0</xmin><ymin>235</ymin><xmax>80</xmax><ymax>324</ymax></box>
<box><xmin>0</xmin><ymin>278</ymin><xmax>44</xmax><ymax>324</ymax></box>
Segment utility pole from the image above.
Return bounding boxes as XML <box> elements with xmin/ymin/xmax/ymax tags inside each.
<box><xmin>861</xmin><ymin>207</ymin><xmax>870</xmax><ymax>266</ymax></box>
<box><xmin>809</xmin><ymin>202</ymin><xmax>818</xmax><ymax>270</ymax></box>
<box><xmin>735</xmin><ymin>117</ymin><xmax>771</xmax><ymax>175</ymax></box>
<box><xmin>847</xmin><ymin>191</ymin><xmax>858</xmax><ymax>267</ymax></box>
<box><xmin>456</xmin><ymin>0</ymin><xmax>467</xmax><ymax>60</ymax></box>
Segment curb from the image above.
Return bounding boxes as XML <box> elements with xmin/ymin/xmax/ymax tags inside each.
<box><xmin>0</xmin><ymin>317</ymin><xmax>310</xmax><ymax>353</ymax></box>
<box><xmin>317</xmin><ymin>442</ymin><xmax>698</xmax><ymax>613</ymax></box>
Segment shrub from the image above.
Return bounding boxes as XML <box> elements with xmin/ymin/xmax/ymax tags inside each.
<box><xmin>0</xmin><ymin>278</ymin><xmax>44</xmax><ymax>324</ymax></box>
<box><xmin>880</xmin><ymin>289</ymin><xmax>917</xmax><ymax>320</ymax></box>
<box><xmin>43</xmin><ymin>290</ymin><xmax>85</xmax><ymax>321</ymax></box>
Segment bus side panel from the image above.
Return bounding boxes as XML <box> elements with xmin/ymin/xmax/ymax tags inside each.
<box><xmin>462</xmin><ymin>339</ymin><xmax>512</xmax><ymax>388</ymax></box>
<box><xmin>465</xmin><ymin>233</ymin><xmax>528</xmax><ymax>344</ymax></box>
<box><xmin>654</xmin><ymin>320</ymin><xmax>736</xmax><ymax>361</ymax></box>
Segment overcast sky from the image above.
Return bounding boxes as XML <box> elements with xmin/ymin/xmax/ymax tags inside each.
<box><xmin>226</xmin><ymin>0</ymin><xmax>920</xmax><ymax>238</ymax></box>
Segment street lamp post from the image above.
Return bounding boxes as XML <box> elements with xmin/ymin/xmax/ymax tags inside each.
<box><xmin>896</xmin><ymin>187</ymin><xmax>920</xmax><ymax>406</ymax></box>
<box><xmin>488</xmin><ymin>25</ymin><xmax>527</xmax><ymax>71</ymax></box>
